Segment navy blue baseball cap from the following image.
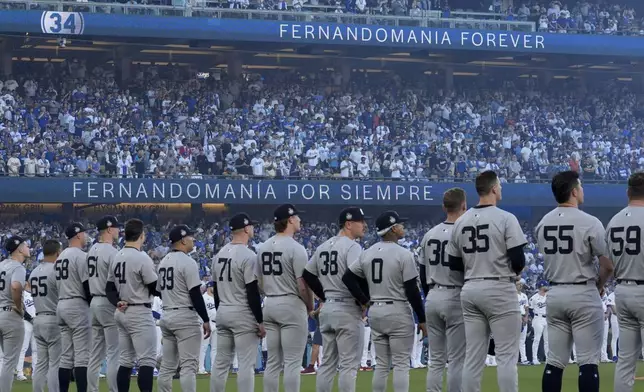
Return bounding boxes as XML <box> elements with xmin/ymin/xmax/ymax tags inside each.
<box><xmin>375</xmin><ymin>211</ymin><xmax>408</xmax><ymax>235</ymax></box>
<box><xmin>273</xmin><ymin>204</ymin><xmax>303</xmax><ymax>222</ymax></box>
<box><xmin>5</xmin><ymin>236</ymin><xmax>25</xmax><ymax>253</ymax></box>
<box><xmin>169</xmin><ymin>225</ymin><xmax>194</xmax><ymax>243</ymax></box>
<box><xmin>96</xmin><ymin>215</ymin><xmax>122</xmax><ymax>231</ymax></box>
<box><xmin>339</xmin><ymin>207</ymin><xmax>370</xmax><ymax>225</ymax></box>
<box><xmin>65</xmin><ymin>223</ymin><xmax>86</xmax><ymax>239</ymax></box>
<box><xmin>229</xmin><ymin>213</ymin><xmax>258</xmax><ymax>231</ymax></box>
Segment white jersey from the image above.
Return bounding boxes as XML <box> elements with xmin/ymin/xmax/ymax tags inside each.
<box><xmin>529</xmin><ymin>293</ymin><xmax>547</xmax><ymax>317</ymax></box>
<box><xmin>606</xmin><ymin>292</ymin><xmax>615</xmax><ymax>309</ymax></box>
<box><xmin>203</xmin><ymin>293</ymin><xmax>217</xmax><ymax>323</ymax></box>
<box><xmin>518</xmin><ymin>292</ymin><xmax>528</xmax><ymax>316</ymax></box>
<box><xmin>23</xmin><ymin>290</ymin><xmax>36</xmax><ymax>319</ymax></box>
<box><xmin>152</xmin><ymin>296</ymin><xmax>163</xmax><ymax>318</ymax></box>
<box><xmin>601</xmin><ymin>295</ymin><xmax>608</xmax><ymax>313</ymax></box>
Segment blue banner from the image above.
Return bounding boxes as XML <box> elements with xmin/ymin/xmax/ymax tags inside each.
<box><xmin>0</xmin><ymin>10</ymin><xmax>642</xmax><ymax>56</ymax></box>
<box><xmin>0</xmin><ymin>177</ymin><xmax>628</xmax><ymax>206</ymax></box>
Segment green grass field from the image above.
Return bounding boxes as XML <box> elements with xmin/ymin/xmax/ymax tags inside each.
<box><xmin>10</xmin><ymin>363</ymin><xmax>644</xmax><ymax>391</ymax></box>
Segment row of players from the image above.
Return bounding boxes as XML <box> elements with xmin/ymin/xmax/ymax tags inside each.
<box><xmin>0</xmin><ymin>169</ymin><xmax>642</xmax><ymax>392</ymax></box>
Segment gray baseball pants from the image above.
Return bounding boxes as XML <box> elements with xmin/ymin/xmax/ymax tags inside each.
<box><xmin>33</xmin><ymin>314</ymin><xmax>61</xmax><ymax>392</ymax></box>
<box><xmin>88</xmin><ymin>296</ymin><xmax>118</xmax><ymax>392</ymax></box>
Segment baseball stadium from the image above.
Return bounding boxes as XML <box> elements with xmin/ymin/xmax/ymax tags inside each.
<box><xmin>1</xmin><ymin>0</ymin><xmax>644</xmax><ymax>391</ymax></box>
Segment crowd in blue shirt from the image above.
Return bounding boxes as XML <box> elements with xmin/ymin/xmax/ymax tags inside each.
<box><xmin>1</xmin><ymin>61</ymin><xmax>643</xmax><ymax>184</ymax></box>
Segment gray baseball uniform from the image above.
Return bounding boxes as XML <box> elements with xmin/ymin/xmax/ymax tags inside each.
<box><xmin>420</xmin><ymin>222</ymin><xmax>466</xmax><ymax>392</ymax></box>
<box><xmin>306</xmin><ymin>235</ymin><xmax>364</xmax><ymax>392</ymax></box>
<box><xmin>156</xmin><ymin>250</ymin><xmax>203</xmax><ymax>392</ymax></box>
<box><xmin>54</xmin><ymin>247</ymin><xmax>91</xmax><ymax>370</ymax></box>
<box><xmin>536</xmin><ymin>207</ymin><xmax>606</xmax><ymax>370</ymax></box>
<box><xmin>348</xmin><ymin>242</ymin><xmax>417</xmax><ymax>392</ymax></box>
<box><xmin>606</xmin><ymin>206</ymin><xmax>644</xmax><ymax>392</ymax></box>
<box><xmin>108</xmin><ymin>247</ymin><xmax>158</xmax><ymax>368</ymax></box>
<box><xmin>87</xmin><ymin>242</ymin><xmax>118</xmax><ymax>392</ymax></box>
<box><xmin>0</xmin><ymin>258</ymin><xmax>26</xmax><ymax>392</ymax></box>
<box><xmin>30</xmin><ymin>261</ymin><xmax>61</xmax><ymax>392</ymax></box>
<box><xmin>257</xmin><ymin>235</ymin><xmax>309</xmax><ymax>392</ymax></box>
<box><xmin>447</xmin><ymin>206</ymin><xmax>526</xmax><ymax>392</ymax></box>
<box><xmin>210</xmin><ymin>243</ymin><xmax>260</xmax><ymax>392</ymax></box>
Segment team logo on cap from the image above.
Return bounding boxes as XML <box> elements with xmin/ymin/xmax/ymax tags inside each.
<box><xmin>389</xmin><ymin>216</ymin><xmax>396</xmax><ymax>224</ymax></box>
<box><xmin>75</xmin><ymin>227</ymin><xmax>80</xmax><ymax>233</ymax></box>
<box><xmin>181</xmin><ymin>230</ymin><xmax>187</xmax><ymax>237</ymax></box>
<box><xmin>346</xmin><ymin>213</ymin><xmax>353</xmax><ymax>220</ymax></box>
<box><xmin>14</xmin><ymin>239</ymin><xmax>19</xmax><ymax>246</ymax></box>
<box><xmin>106</xmin><ymin>220</ymin><xmax>113</xmax><ymax>227</ymax></box>
<box><xmin>288</xmin><ymin>208</ymin><xmax>294</xmax><ymax>215</ymax></box>
<box><xmin>244</xmin><ymin>219</ymin><xmax>249</xmax><ymax>225</ymax></box>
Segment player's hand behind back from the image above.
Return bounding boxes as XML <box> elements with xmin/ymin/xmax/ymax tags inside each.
<box><xmin>418</xmin><ymin>322</ymin><xmax>428</xmax><ymax>340</ymax></box>
<box><xmin>257</xmin><ymin>323</ymin><xmax>266</xmax><ymax>338</ymax></box>
<box><xmin>202</xmin><ymin>321</ymin><xmax>212</xmax><ymax>339</ymax></box>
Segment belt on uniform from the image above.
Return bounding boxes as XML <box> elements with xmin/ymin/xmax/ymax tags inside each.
<box><xmin>617</xmin><ymin>279</ymin><xmax>644</xmax><ymax>285</ymax></box>
<box><xmin>549</xmin><ymin>281</ymin><xmax>588</xmax><ymax>286</ymax></box>
<box><xmin>429</xmin><ymin>284</ymin><xmax>460</xmax><ymax>289</ymax></box>
<box><xmin>92</xmin><ymin>294</ymin><xmax>107</xmax><ymax>297</ymax></box>
<box><xmin>128</xmin><ymin>303</ymin><xmax>152</xmax><ymax>308</ymax></box>
<box><xmin>537</xmin><ymin>314</ymin><xmax>546</xmax><ymax>318</ymax></box>
<box><xmin>465</xmin><ymin>277</ymin><xmax>514</xmax><ymax>283</ymax></box>
<box><xmin>265</xmin><ymin>293</ymin><xmax>295</xmax><ymax>298</ymax></box>
<box><xmin>36</xmin><ymin>311</ymin><xmax>56</xmax><ymax>316</ymax></box>
<box><xmin>163</xmin><ymin>307</ymin><xmax>194</xmax><ymax>311</ymax></box>
<box><xmin>370</xmin><ymin>301</ymin><xmax>399</xmax><ymax>306</ymax></box>
<box><xmin>59</xmin><ymin>296</ymin><xmax>85</xmax><ymax>300</ymax></box>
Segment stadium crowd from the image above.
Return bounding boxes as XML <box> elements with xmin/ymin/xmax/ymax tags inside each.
<box><xmin>0</xmin><ymin>62</ymin><xmax>643</xmax><ymax>183</ymax></box>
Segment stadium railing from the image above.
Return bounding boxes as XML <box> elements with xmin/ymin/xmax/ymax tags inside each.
<box><xmin>0</xmin><ymin>0</ymin><xmax>536</xmax><ymax>31</ymax></box>
<box><xmin>0</xmin><ymin>173</ymin><xmax>630</xmax><ymax>184</ymax></box>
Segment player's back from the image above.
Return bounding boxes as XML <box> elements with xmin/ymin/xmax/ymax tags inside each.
<box><xmin>29</xmin><ymin>262</ymin><xmax>58</xmax><ymax>314</ymax></box>
<box><xmin>310</xmin><ymin>236</ymin><xmax>362</xmax><ymax>298</ymax></box>
<box><xmin>213</xmin><ymin>243</ymin><xmax>257</xmax><ymax>307</ymax></box>
<box><xmin>359</xmin><ymin>242</ymin><xmax>416</xmax><ymax>302</ymax></box>
<box><xmin>55</xmin><ymin>247</ymin><xmax>88</xmax><ymax>299</ymax></box>
<box><xmin>536</xmin><ymin>207</ymin><xmax>606</xmax><ymax>283</ymax></box>
<box><xmin>257</xmin><ymin>235</ymin><xmax>307</xmax><ymax>297</ymax></box>
<box><xmin>421</xmin><ymin>222</ymin><xmax>464</xmax><ymax>287</ymax></box>
<box><xmin>451</xmin><ymin>206</ymin><xmax>525</xmax><ymax>280</ymax></box>
<box><xmin>157</xmin><ymin>250</ymin><xmax>201</xmax><ymax>309</ymax></box>
<box><xmin>109</xmin><ymin>247</ymin><xmax>157</xmax><ymax>304</ymax></box>
<box><xmin>606</xmin><ymin>206</ymin><xmax>644</xmax><ymax>281</ymax></box>
<box><xmin>0</xmin><ymin>259</ymin><xmax>26</xmax><ymax>308</ymax></box>
<box><xmin>87</xmin><ymin>243</ymin><xmax>117</xmax><ymax>296</ymax></box>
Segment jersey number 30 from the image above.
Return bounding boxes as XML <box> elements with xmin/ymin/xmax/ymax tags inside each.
<box><xmin>261</xmin><ymin>252</ymin><xmax>283</xmax><ymax>276</ymax></box>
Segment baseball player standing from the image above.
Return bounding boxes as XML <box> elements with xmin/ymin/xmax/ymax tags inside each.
<box><xmin>446</xmin><ymin>170</ymin><xmax>527</xmax><ymax>392</ymax></box>
<box><xmin>211</xmin><ymin>213</ymin><xmax>266</xmax><ymax>392</ymax></box>
<box><xmin>258</xmin><ymin>204</ymin><xmax>313</xmax><ymax>392</ymax></box>
<box><xmin>606</xmin><ymin>290</ymin><xmax>618</xmax><ymax>361</ymax></box>
<box><xmin>536</xmin><ymin>170</ymin><xmax>613</xmax><ymax>392</ymax></box>
<box><xmin>529</xmin><ymin>282</ymin><xmax>549</xmax><ymax>365</ymax></box>
<box><xmin>600</xmin><ymin>289</ymin><xmax>611</xmax><ymax>362</ymax></box>
<box><xmin>87</xmin><ymin>215</ymin><xmax>121</xmax><ymax>392</ymax></box>
<box><xmin>105</xmin><ymin>219</ymin><xmax>159</xmax><ymax>392</ymax></box>
<box><xmin>17</xmin><ymin>280</ymin><xmax>36</xmax><ymax>380</ymax></box>
<box><xmin>198</xmin><ymin>282</ymin><xmax>218</xmax><ymax>375</ymax></box>
<box><xmin>30</xmin><ymin>240</ymin><xmax>62</xmax><ymax>392</ymax></box>
<box><xmin>0</xmin><ymin>236</ymin><xmax>28</xmax><ymax>392</ymax></box>
<box><xmin>517</xmin><ymin>282</ymin><xmax>530</xmax><ymax>365</ymax></box>
<box><xmin>344</xmin><ymin>210</ymin><xmax>427</xmax><ymax>392</ymax></box>
<box><xmin>418</xmin><ymin>187</ymin><xmax>467</xmax><ymax>392</ymax></box>
<box><xmin>301</xmin><ymin>207</ymin><xmax>368</xmax><ymax>392</ymax></box>
<box><xmin>55</xmin><ymin>223</ymin><xmax>91</xmax><ymax>392</ymax></box>
<box><xmin>157</xmin><ymin>225</ymin><xmax>211</xmax><ymax>392</ymax></box>
<box><xmin>608</xmin><ymin>172</ymin><xmax>644</xmax><ymax>392</ymax></box>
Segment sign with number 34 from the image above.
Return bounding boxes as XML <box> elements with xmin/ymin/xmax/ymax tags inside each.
<box><xmin>40</xmin><ymin>11</ymin><xmax>85</xmax><ymax>35</ymax></box>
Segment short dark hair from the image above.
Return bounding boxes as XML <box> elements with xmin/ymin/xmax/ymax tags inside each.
<box><xmin>475</xmin><ymin>171</ymin><xmax>498</xmax><ymax>196</ymax></box>
<box><xmin>42</xmin><ymin>240</ymin><xmax>61</xmax><ymax>256</ymax></box>
<box><xmin>443</xmin><ymin>188</ymin><xmax>466</xmax><ymax>213</ymax></box>
<box><xmin>124</xmin><ymin>219</ymin><xmax>145</xmax><ymax>242</ymax></box>
<box><xmin>274</xmin><ymin>219</ymin><xmax>289</xmax><ymax>233</ymax></box>
<box><xmin>628</xmin><ymin>172</ymin><xmax>644</xmax><ymax>200</ymax></box>
<box><xmin>551</xmin><ymin>171</ymin><xmax>580</xmax><ymax>204</ymax></box>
